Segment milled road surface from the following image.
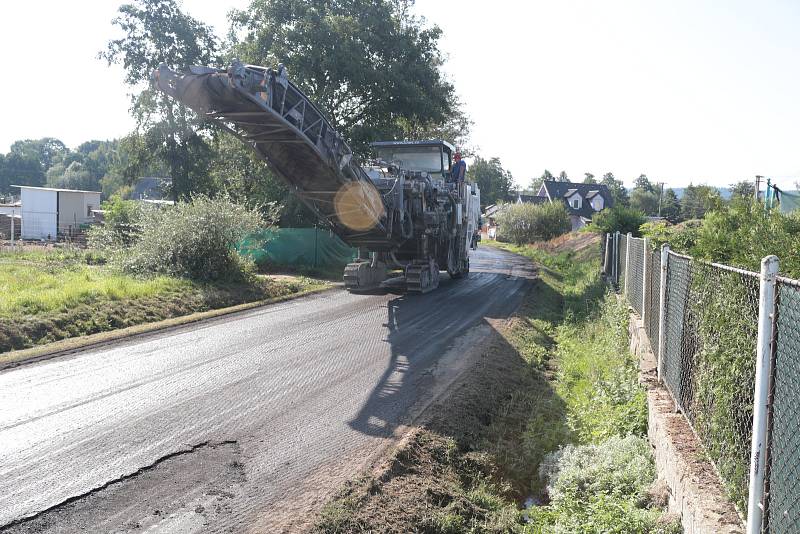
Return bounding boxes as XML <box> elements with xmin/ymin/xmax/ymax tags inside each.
<box><xmin>0</xmin><ymin>247</ymin><xmax>535</xmax><ymax>533</ymax></box>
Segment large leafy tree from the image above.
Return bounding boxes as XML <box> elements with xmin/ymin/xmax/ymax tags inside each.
<box><xmin>228</xmin><ymin>0</ymin><xmax>457</xmax><ymax>154</ymax></box>
<box><xmin>468</xmin><ymin>156</ymin><xmax>514</xmax><ymax>207</ymax></box>
<box><xmin>101</xmin><ymin>0</ymin><xmax>220</xmax><ymax>201</ymax></box>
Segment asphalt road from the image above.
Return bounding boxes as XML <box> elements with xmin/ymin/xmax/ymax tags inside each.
<box><xmin>0</xmin><ymin>246</ymin><xmax>535</xmax><ymax>533</ymax></box>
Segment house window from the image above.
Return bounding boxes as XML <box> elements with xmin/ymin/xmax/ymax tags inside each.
<box><xmin>571</xmin><ymin>198</ymin><xmax>580</xmax><ymax>209</ymax></box>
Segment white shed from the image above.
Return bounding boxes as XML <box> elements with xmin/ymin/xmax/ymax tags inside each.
<box><xmin>14</xmin><ymin>186</ymin><xmax>101</xmax><ymax>240</ymax></box>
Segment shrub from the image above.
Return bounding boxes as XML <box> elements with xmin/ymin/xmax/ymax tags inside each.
<box><xmin>496</xmin><ymin>202</ymin><xmax>571</xmax><ymax>245</ymax></box>
<box><xmin>525</xmin><ymin>436</ymin><xmax>675</xmax><ymax>534</ymax></box>
<box><xmin>124</xmin><ymin>195</ymin><xmax>271</xmax><ymax>280</ymax></box>
<box><xmin>691</xmin><ymin>200</ymin><xmax>800</xmax><ymax>276</ymax></box>
<box><xmin>639</xmin><ymin>219</ymin><xmax>701</xmax><ymax>251</ymax></box>
<box><xmin>88</xmin><ymin>196</ymin><xmax>149</xmax><ymax>249</ymax></box>
<box><xmin>589</xmin><ymin>206</ymin><xmax>646</xmax><ymax>236</ymax></box>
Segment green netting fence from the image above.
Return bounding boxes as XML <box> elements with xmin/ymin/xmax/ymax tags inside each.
<box><xmin>238</xmin><ymin>227</ymin><xmax>357</xmax><ymax>271</ymax></box>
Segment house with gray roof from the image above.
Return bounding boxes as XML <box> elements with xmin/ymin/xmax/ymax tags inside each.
<box><xmin>534</xmin><ymin>180</ymin><xmax>614</xmax><ymax>230</ymax></box>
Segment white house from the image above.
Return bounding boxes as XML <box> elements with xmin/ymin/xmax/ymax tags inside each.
<box><xmin>14</xmin><ymin>186</ymin><xmax>101</xmax><ymax>240</ymax></box>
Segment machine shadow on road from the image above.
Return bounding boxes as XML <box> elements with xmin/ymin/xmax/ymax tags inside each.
<box><xmin>346</xmin><ymin>252</ymin><xmax>538</xmax><ymax>439</ymax></box>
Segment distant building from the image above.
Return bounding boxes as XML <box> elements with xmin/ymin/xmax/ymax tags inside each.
<box><xmin>13</xmin><ymin>185</ymin><xmax>102</xmax><ymax>240</ymax></box>
<box><xmin>534</xmin><ymin>180</ymin><xmax>614</xmax><ymax>230</ymax></box>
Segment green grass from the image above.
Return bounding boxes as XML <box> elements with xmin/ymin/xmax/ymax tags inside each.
<box><xmin>0</xmin><ymin>261</ymin><xmax>189</xmax><ymax>317</ymax></box>
<box><xmin>480</xmin><ymin>238</ymin><xmax>672</xmax><ymax>533</ymax></box>
<box><xmin>0</xmin><ymin>249</ymin><xmax>323</xmax><ymax>353</ymax></box>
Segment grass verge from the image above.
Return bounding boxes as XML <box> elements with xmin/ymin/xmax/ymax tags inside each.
<box><xmin>314</xmin><ymin>235</ymin><xmax>680</xmax><ymax>533</ymax></box>
<box><xmin>0</xmin><ymin>249</ymin><xmax>327</xmax><ymax>353</ymax></box>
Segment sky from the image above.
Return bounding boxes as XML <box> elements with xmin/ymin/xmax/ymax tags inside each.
<box><xmin>1</xmin><ymin>0</ymin><xmax>800</xmax><ymax>191</ymax></box>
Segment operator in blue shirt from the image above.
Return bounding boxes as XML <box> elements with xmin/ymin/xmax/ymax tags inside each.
<box><xmin>451</xmin><ymin>151</ymin><xmax>466</xmax><ymax>183</ymax></box>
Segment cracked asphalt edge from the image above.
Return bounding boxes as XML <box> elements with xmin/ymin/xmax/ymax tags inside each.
<box><xmin>0</xmin><ymin>440</ymin><xmax>239</xmax><ymax>531</ymax></box>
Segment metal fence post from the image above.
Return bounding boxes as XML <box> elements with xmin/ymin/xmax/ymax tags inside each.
<box><xmin>746</xmin><ymin>255</ymin><xmax>779</xmax><ymax>534</ymax></box>
<box><xmin>642</xmin><ymin>237</ymin><xmax>650</xmax><ymax>324</ymax></box>
<box><xmin>613</xmin><ymin>231</ymin><xmax>620</xmax><ymax>285</ymax></box>
<box><xmin>657</xmin><ymin>244</ymin><xmax>669</xmax><ymax>381</ymax></box>
<box><xmin>624</xmin><ymin>232</ymin><xmax>632</xmax><ymax>298</ymax></box>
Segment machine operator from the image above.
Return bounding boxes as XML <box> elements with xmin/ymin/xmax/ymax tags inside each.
<box><xmin>451</xmin><ymin>151</ymin><xmax>466</xmax><ymax>184</ymax></box>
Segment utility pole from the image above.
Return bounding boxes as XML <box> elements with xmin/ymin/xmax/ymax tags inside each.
<box><xmin>657</xmin><ymin>182</ymin><xmax>665</xmax><ymax>217</ymax></box>
<box><xmin>755</xmin><ymin>175</ymin><xmax>763</xmax><ymax>202</ymax></box>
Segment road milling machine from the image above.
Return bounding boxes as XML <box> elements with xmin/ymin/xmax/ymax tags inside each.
<box><xmin>153</xmin><ymin>61</ymin><xmax>480</xmax><ymax>293</ymax></box>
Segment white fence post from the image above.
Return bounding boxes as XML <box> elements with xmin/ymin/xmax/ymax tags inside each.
<box><xmin>624</xmin><ymin>233</ymin><xmax>632</xmax><ymax>298</ymax></box>
<box><xmin>603</xmin><ymin>234</ymin><xmax>611</xmax><ymax>274</ymax></box>
<box><xmin>642</xmin><ymin>237</ymin><xmax>650</xmax><ymax>323</ymax></box>
<box><xmin>613</xmin><ymin>231</ymin><xmax>619</xmax><ymax>285</ymax></box>
<box><xmin>746</xmin><ymin>255</ymin><xmax>779</xmax><ymax>534</ymax></box>
<box><xmin>657</xmin><ymin>244</ymin><xmax>669</xmax><ymax>381</ymax></box>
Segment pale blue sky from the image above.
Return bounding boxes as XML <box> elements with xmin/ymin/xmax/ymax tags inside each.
<box><xmin>1</xmin><ymin>0</ymin><xmax>799</xmax><ymax>190</ymax></box>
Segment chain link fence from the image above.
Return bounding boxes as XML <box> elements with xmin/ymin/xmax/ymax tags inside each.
<box><xmin>618</xmin><ymin>233</ymin><xmax>628</xmax><ymax>293</ymax></box>
<box><xmin>644</xmin><ymin>249</ymin><xmax>661</xmax><ymax>357</ymax></box>
<box><xmin>603</xmin><ymin>232</ymin><xmax>800</xmax><ymax>531</ymax></box>
<box><xmin>627</xmin><ymin>237</ymin><xmax>644</xmax><ymax>314</ymax></box>
<box><xmin>767</xmin><ymin>279</ymin><xmax>800</xmax><ymax>532</ymax></box>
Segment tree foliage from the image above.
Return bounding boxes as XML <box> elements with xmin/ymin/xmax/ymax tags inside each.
<box><xmin>660</xmin><ymin>188</ymin><xmax>681</xmax><ymax>222</ymax></box>
<box><xmin>601</xmin><ymin>172</ymin><xmax>629</xmax><ymax>207</ymax></box>
<box><xmin>495</xmin><ymin>202</ymin><xmax>571</xmax><ymax>245</ymax></box>
<box><xmin>589</xmin><ymin>206</ymin><xmax>646</xmax><ymax>236</ymax></box>
<box><xmin>468</xmin><ymin>156</ymin><xmax>514</xmax><ymax>207</ymax></box>
<box><xmin>101</xmin><ymin>0</ymin><xmax>220</xmax><ymax>201</ymax></box>
<box><xmin>583</xmin><ymin>173</ymin><xmax>596</xmax><ymax>184</ymax></box>
<box><xmin>680</xmin><ymin>183</ymin><xmax>722</xmax><ymax>220</ymax></box>
<box><xmin>229</xmin><ymin>0</ymin><xmax>457</xmax><ymax>154</ymax></box>
<box><xmin>729</xmin><ymin>180</ymin><xmax>756</xmax><ymax>201</ymax></box>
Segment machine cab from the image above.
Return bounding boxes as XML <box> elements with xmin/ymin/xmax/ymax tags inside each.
<box><xmin>370</xmin><ymin>140</ymin><xmax>455</xmax><ymax>180</ymax></box>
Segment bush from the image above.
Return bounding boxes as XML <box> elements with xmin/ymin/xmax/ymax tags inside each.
<box><xmin>127</xmin><ymin>195</ymin><xmax>270</xmax><ymax>280</ymax></box>
<box><xmin>525</xmin><ymin>436</ymin><xmax>677</xmax><ymax>534</ymax></box>
<box><xmin>496</xmin><ymin>202</ymin><xmax>571</xmax><ymax>245</ymax></box>
<box><xmin>92</xmin><ymin>195</ymin><xmax>274</xmax><ymax>281</ymax></box>
<box><xmin>88</xmin><ymin>196</ymin><xmax>149</xmax><ymax>249</ymax></box>
<box><xmin>589</xmin><ymin>206</ymin><xmax>646</xmax><ymax>236</ymax></box>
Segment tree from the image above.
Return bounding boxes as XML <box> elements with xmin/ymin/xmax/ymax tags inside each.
<box><xmin>601</xmin><ymin>172</ymin><xmax>629</xmax><ymax>207</ymax></box>
<box><xmin>630</xmin><ymin>188</ymin><xmax>659</xmax><ymax>216</ymax></box>
<box><xmin>583</xmin><ymin>173</ymin><xmax>596</xmax><ymax>184</ymax></box>
<box><xmin>101</xmin><ymin>0</ymin><xmax>220</xmax><ymax>201</ymax></box>
<box><xmin>541</xmin><ymin>169</ymin><xmax>554</xmax><ymax>181</ymax></box>
<box><xmin>46</xmin><ymin>161</ymin><xmax>100</xmax><ymax>191</ymax></box>
<box><xmin>468</xmin><ymin>156</ymin><xmax>514</xmax><ymax>207</ymax></box>
<box><xmin>10</xmin><ymin>138</ymin><xmax>68</xmax><ymax>170</ymax></box>
<box><xmin>680</xmin><ymin>183</ymin><xmax>723</xmax><ymax>219</ymax></box>
<box><xmin>660</xmin><ymin>188</ymin><xmax>681</xmax><ymax>222</ymax></box>
<box><xmin>634</xmin><ymin>174</ymin><xmax>655</xmax><ymax>194</ymax></box>
<box><xmin>557</xmin><ymin>171</ymin><xmax>568</xmax><ymax>182</ymax></box>
<box><xmin>729</xmin><ymin>180</ymin><xmax>756</xmax><ymax>201</ymax></box>
<box><xmin>229</xmin><ymin>0</ymin><xmax>456</xmax><ymax>155</ymax></box>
